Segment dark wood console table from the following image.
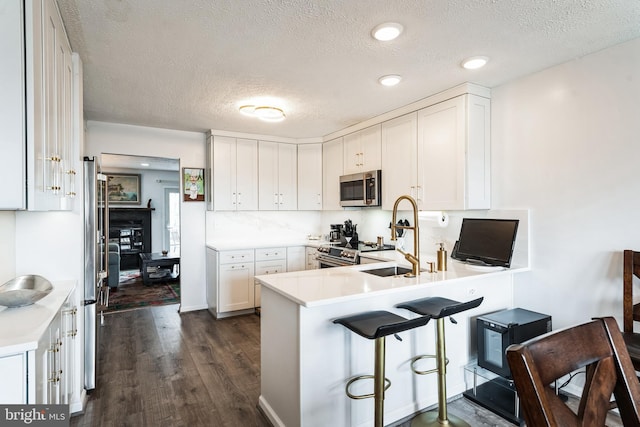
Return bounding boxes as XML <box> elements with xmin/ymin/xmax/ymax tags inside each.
<box><xmin>140</xmin><ymin>252</ymin><xmax>180</xmax><ymax>285</ymax></box>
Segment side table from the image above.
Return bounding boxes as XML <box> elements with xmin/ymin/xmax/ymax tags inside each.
<box><xmin>139</xmin><ymin>252</ymin><xmax>180</xmax><ymax>285</ymax></box>
<box><xmin>462</xmin><ymin>362</ymin><xmax>523</xmax><ymax>426</ymax></box>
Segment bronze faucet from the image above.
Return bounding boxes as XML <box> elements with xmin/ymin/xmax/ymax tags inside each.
<box><xmin>391</xmin><ymin>195</ymin><xmax>420</xmax><ymax>276</ymax></box>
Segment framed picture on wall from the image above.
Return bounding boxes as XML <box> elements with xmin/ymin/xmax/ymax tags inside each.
<box><xmin>183</xmin><ymin>168</ymin><xmax>205</xmax><ymax>202</ymax></box>
<box><xmin>106</xmin><ymin>173</ymin><xmax>141</xmax><ymax>205</ymax></box>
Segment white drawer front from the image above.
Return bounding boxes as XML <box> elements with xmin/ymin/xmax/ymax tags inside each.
<box><xmin>255</xmin><ymin>260</ymin><xmax>286</xmax><ymax>275</ymax></box>
<box><xmin>219</xmin><ymin>250</ymin><xmax>254</xmax><ymax>264</ymax></box>
<box><xmin>255</xmin><ymin>247</ymin><xmax>286</xmax><ymax>261</ymax></box>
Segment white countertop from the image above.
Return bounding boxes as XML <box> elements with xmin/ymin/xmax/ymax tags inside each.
<box><xmin>0</xmin><ymin>280</ymin><xmax>75</xmax><ymax>356</ymax></box>
<box><xmin>255</xmin><ymin>259</ymin><xmax>528</xmax><ymax>308</ymax></box>
<box><xmin>207</xmin><ymin>237</ymin><xmax>328</xmax><ymax>251</ymax></box>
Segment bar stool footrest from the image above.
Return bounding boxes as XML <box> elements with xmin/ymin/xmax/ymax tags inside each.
<box><xmin>346</xmin><ymin>375</ymin><xmax>391</xmax><ymax>400</ymax></box>
<box><xmin>410</xmin><ymin>354</ymin><xmax>449</xmax><ymax>375</ymax></box>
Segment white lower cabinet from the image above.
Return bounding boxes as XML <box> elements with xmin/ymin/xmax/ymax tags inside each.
<box><xmin>255</xmin><ymin>247</ymin><xmax>287</xmax><ymax>308</ymax></box>
<box><xmin>0</xmin><ymin>353</ymin><xmax>27</xmax><ymax>403</ymax></box>
<box><xmin>0</xmin><ymin>286</ymin><xmax>76</xmax><ymax>405</ymax></box>
<box><xmin>207</xmin><ymin>245</ymin><xmax>317</xmax><ymax>317</ymax></box>
<box><xmin>207</xmin><ymin>248</ymin><xmax>255</xmax><ymax>318</ymax></box>
<box><xmin>286</xmin><ymin>247</ymin><xmax>306</xmax><ymax>272</ymax></box>
<box><xmin>305</xmin><ymin>247</ymin><xmax>319</xmax><ymax>270</ymax></box>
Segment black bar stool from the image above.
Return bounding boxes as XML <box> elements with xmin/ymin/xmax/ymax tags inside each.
<box><xmin>396</xmin><ymin>296</ymin><xmax>484</xmax><ymax>427</ymax></box>
<box><xmin>333</xmin><ymin>310</ymin><xmax>432</xmax><ymax>427</ymax></box>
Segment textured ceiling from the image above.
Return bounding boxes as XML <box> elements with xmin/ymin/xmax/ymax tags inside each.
<box><xmin>57</xmin><ymin>0</ymin><xmax>640</xmax><ymax>139</ymax></box>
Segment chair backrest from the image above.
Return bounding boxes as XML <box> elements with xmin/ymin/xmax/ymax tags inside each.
<box><xmin>506</xmin><ymin>317</ymin><xmax>640</xmax><ymax>427</ymax></box>
<box><xmin>624</xmin><ymin>250</ymin><xmax>640</xmax><ymax>334</ymax></box>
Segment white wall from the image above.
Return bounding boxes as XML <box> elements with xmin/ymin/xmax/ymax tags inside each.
<box><xmin>0</xmin><ymin>212</ymin><xmax>16</xmax><ymax>284</ymax></box>
<box><xmin>491</xmin><ymin>37</ymin><xmax>640</xmax><ymax>329</ymax></box>
<box><xmin>86</xmin><ymin>121</ymin><xmax>206</xmax><ymax>312</ymax></box>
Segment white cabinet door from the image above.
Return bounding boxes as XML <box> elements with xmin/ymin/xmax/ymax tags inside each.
<box><xmin>235</xmin><ymin>138</ymin><xmax>259</xmax><ymax>210</ymax></box>
<box><xmin>0</xmin><ymin>353</ymin><xmax>27</xmax><ymax>403</ymax></box>
<box><xmin>259</xmin><ymin>142</ymin><xmax>297</xmax><ymax>210</ymax></box>
<box><xmin>61</xmin><ymin>289</ymin><xmax>78</xmax><ymax>405</ymax></box>
<box><xmin>343</xmin><ymin>125</ymin><xmax>381</xmax><ymax>174</ymax></box>
<box><xmin>209</xmin><ymin>136</ymin><xmax>258</xmax><ymax>211</ymax></box>
<box><xmin>297</xmin><ymin>143</ymin><xmax>322</xmax><ymax>210</ymax></box>
<box><xmin>0</xmin><ymin>0</ymin><xmax>26</xmax><ymax>209</ymax></box>
<box><xmin>211</xmin><ymin>135</ymin><xmax>236</xmax><ymax>211</ymax></box>
<box><xmin>305</xmin><ymin>247</ymin><xmax>319</xmax><ymax>270</ymax></box>
<box><xmin>381</xmin><ymin>112</ymin><xmax>418</xmax><ymax>210</ymax></box>
<box><xmin>36</xmin><ymin>310</ymin><xmax>62</xmax><ymax>404</ymax></box>
<box><xmin>286</xmin><ymin>246</ymin><xmax>306</xmax><ymax>272</ymax></box>
<box><xmin>322</xmin><ymin>137</ymin><xmax>343</xmax><ymax>210</ymax></box>
<box><xmin>258</xmin><ymin>141</ymin><xmax>279</xmax><ymax>210</ymax></box>
<box><xmin>219</xmin><ymin>263</ymin><xmax>255</xmax><ymax>312</ymax></box>
<box><xmin>278</xmin><ymin>143</ymin><xmax>298</xmax><ymax>210</ymax></box>
<box><xmin>25</xmin><ymin>0</ymin><xmax>74</xmax><ymax>211</ymax></box>
<box><xmin>417</xmin><ymin>94</ymin><xmax>490</xmax><ymax>210</ymax></box>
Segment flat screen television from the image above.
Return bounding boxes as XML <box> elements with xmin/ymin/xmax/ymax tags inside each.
<box><xmin>451</xmin><ymin>218</ymin><xmax>519</xmax><ymax>267</ymax></box>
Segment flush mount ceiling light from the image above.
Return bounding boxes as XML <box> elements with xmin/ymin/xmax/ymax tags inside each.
<box><xmin>378</xmin><ymin>74</ymin><xmax>402</xmax><ymax>86</ymax></box>
<box><xmin>371</xmin><ymin>22</ymin><xmax>403</xmax><ymax>41</ymax></box>
<box><xmin>462</xmin><ymin>56</ymin><xmax>489</xmax><ymax>70</ymax></box>
<box><xmin>239</xmin><ymin>105</ymin><xmax>286</xmax><ymax>122</ymax></box>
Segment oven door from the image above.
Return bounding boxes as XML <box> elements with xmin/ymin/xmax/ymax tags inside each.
<box><xmin>317</xmin><ymin>256</ymin><xmax>350</xmax><ymax>268</ymax></box>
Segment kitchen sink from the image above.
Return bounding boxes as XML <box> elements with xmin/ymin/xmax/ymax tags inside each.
<box><xmin>361</xmin><ymin>266</ymin><xmax>414</xmax><ymax>277</ymax></box>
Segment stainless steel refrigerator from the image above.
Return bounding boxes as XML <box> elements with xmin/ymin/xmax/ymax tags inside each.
<box><xmin>83</xmin><ymin>157</ymin><xmax>109</xmax><ymax>390</ymax></box>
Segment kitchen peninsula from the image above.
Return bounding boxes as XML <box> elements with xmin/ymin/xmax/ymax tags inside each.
<box><xmin>256</xmin><ymin>259</ymin><xmax>529</xmax><ymax>427</ymax></box>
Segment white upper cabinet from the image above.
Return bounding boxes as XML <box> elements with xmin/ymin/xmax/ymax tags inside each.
<box><xmin>0</xmin><ymin>0</ymin><xmax>26</xmax><ymax>209</ymax></box>
<box><xmin>1</xmin><ymin>0</ymin><xmax>78</xmax><ymax>210</ymax></box>
<box><xmin>26</xmin><ymin>0</ymin><xmax>76</xmax><ymax>211</ymax></box>
<box><xmin>417</xmin><ymin>94</ymin><xmax>491</xmax><ymax>210</ymax></box>
<box><xmin>381</xmin><ymin>112</ymin><xmax>418</xmax><ymax>210</ymax></box>
<box><xmin>207</xmin><ymin>135</ymin><xmax>258</xmax><ymax>211</ymax></box>
<box><xmin>322</xmin><ymin>137</ymin><xmax>343</xmax><ymax>210</ymax></box>
<box><xmin>258</xmin><ymin>141</ymin><xmax>298</xmax><ymax>210</ymax></box>
<box><xmin>343</xmin><ymin>124</ymin><xmax>381</xmax><ymax>174</ymax></box>
<box><xmin>297</xmin><ymin>143</ymin><xmax>322</xmax><ymax>210</ymax></box>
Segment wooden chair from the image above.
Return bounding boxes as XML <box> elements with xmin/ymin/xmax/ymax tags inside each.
<box><xmin>506</xmin><ymin>317</ymin><xmax>640</xmax><ymax>427</ymax></box>
<box><xmin>623</xmin><ymin>249</ymin><xmax>640</xmax><ymax>371</ymax></box>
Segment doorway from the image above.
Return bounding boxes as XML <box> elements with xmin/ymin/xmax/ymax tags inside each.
<box><xmin>100</xmin><ymin>153</ymin><xmax>181</xmax><ymax>313</ymax></box>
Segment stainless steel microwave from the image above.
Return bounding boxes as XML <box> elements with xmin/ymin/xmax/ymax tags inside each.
<box><xmin>339</xmin><ymin>170</ymin><xmax>382</xmax><ymax>207</ymax></box>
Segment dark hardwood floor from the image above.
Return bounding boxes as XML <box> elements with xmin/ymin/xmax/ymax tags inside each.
<box><xmin>71</xmin><ymin>305</ymin><xmax>270</xmax><ymax>427</ymax></box>
<box><xmin>71</xmin><ymin>305</ymin><xmax>622</xmax><ymax>427</ymax></box>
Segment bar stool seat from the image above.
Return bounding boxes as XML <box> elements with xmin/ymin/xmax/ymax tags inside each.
<box><xmin>396</xmin><ymin>296</ymin><xmax>484</xmax><ymax>427</ymax></box>
<box><xmin>333</xmin><ymin>310</ymin><xmax>431</xmax><ymax>427</ymax></box>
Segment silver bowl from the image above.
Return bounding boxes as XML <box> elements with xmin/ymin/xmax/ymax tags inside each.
<box><xmin>0</xmin><ymin>275</ymin><xmax>53</xmax><ymax>308</ymax></box>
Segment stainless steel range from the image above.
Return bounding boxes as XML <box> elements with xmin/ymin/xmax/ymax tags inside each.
<box><xmin>316</xmin><ymin>242</ymin><xmax>396</xmax><ymax>268</ymax></box>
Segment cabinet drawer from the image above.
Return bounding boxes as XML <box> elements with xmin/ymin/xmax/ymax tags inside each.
<box><xmin>219</xmin><ymin>250</ymin><xmax>254</xmax><ymax>264</ymax></box>
<box><xmin>255</xmin><ymin>247</ymin><xmax>286</xmax><ymax>261</ymax></box>
<box><xmin>255</xmin><ymin>260</ymin><xmax>286</xmax><ymax>275</ymax></box>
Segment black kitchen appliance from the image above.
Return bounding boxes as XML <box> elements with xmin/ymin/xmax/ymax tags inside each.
<box><xmin>476</xmin><ymin>308</ymin><xmax>551</xmax><ymax>379</ymax></box>
<box><xmin>329</xmin><ymin>224</ymin><xmax>343</xmax><ymax>242</ymax></box>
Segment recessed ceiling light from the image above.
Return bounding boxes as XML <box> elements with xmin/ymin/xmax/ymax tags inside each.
<box><xmin>239</xmin><ymin>105</ymin><xmax>285</xmax><ymax>122</ymax></box>
<box><xmin>371</xmin><ymin>22</ymin><xmax>403</xmax><ymax>41</ymax></box>
<box><xmin>378</xmin><ymin>75</ymin><xmax>402</xmax><ymax>86</ymax></box>
<box><xmin>462</xmin><ymin>56</ymin><xmax>489</xmax><ymax>70</ymax></box>
<box><xmin>140</xmin><ymin>163</ymin><xmax>150</xmax><ymax>167</ymax></box>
